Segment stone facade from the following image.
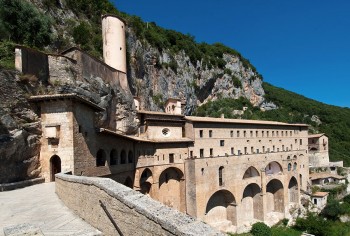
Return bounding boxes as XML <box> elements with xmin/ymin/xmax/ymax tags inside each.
<box><xmin>308</xmin><ymin>133</ymin><xmax>330</xmax><ymax>167</ymax></box>
<box><xmin>30</xmin><ymin>93</ymin><xmax>312</xmax><ymax>233</ymax></box>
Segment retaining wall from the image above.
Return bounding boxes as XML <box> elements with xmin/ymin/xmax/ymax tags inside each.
<box><xmin>55</xmin><ymin>173</ymin><xmax>223</xmax><ymax>236</ymax></box>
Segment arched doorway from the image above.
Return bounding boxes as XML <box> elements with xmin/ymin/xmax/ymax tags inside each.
<box><xmin>50</xmin><ymin>155</ymin><xmax>61</xmax><ymax>181</ymax></box>
<box><xmin>288</xmin><ymin>177</ymin><xmax>298</xmax><ymax>203</ymax></box>
<box><xmin>96</xmin><ymin>149</ymin><xmax>106</xmax><ymax>167</ymax></box>
<box><xmin>266</xmin><ymin>179</ymin><xmax>284</xmax><ymax>213</ymax></box>
<box><xmin>241</xmin><ymin>183</ymin><xmax>263</xmax><ymax>221</ymax></box>
<box><xmin>205</xmin><ymin>190</ymin><xmax>237</xmax><ymax>229</ymax></box>
<box><xmin>140</xmin><ymin>168</ymin><xmax>153</xmax><ymax>196</ymax></box>
<box><xmin>159</xmin><ymin>167</ymin><xmax>184</xmax><ymax>211</ymax></box>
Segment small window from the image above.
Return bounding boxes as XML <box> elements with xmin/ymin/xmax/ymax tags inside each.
<box><xmin>219</xmin><ymin>166</ymin><xmax>224</xmax><ymax>186</ymax></box>
<box><xmin>190</xmin><ymin>151</ymin><xmax>193</xmax><ymax>158</ymax></box>
<box><xmin>78</xmin><ymin>125</ymin><xmax>82</xmax><ymax>133</ymax></box>
<box><xmin>251</xmin><ymin>147</ymin><xmax>254</xmax><ymax>153</ymax></box>
<box><xmin>256</xmin><ymin>149</ymin><xmax>259</xmax><ymax>154</ymax></box>
<box><xmin>209</xmin><ymin>130</ymin><xmax>213</xmax><ymax>138</ymax></box>
<box><xmin>276</xmin><ymin>131</ymin><xmax>279</xmax><ymax>136</ymax></box>
<box><xmin>295</xmin><ymin>139</ymin><xmax>298</xmax><ymax>144</ymax></box>
<box><xmin>267</xmin><ymin>131</ymin><xmax>269</xmax><ymax>137</ymax></box>
<box><xmin>262</xmin><ymin>146</ymin><xmax>265</xmax><ymax>153</ymax></box>
<box><xmin>210</xmin><ymin>148</ymin><xmax>213</xmax><ymax>156</ymax></box>
<box><xmin>169</xmin><ymin>153</ymin><xmax>174</xmax><ymax>163</ymax></box>
<box><xmin>314</xmin><ymin>199</ymin><xmax>317</xmax><ymax>204</ymax></box>
<box><xmin>237</xmin><ymin>131</ymin><xmax>240</xmax><ymax>137</ymax></box>
<box><xmin>199</xmin><ymin>130</ymin><xmax>203</xmax><ymax>138</ymax></box>
<box><xmin>288</xmin><ymin>163</ymin><xmax>292</xmax><ymax>171</ymax></box>
<box><xmin>290</xmin><ymin>131</ymin><xmax>292</xmax><ymax>136</ymax></box>
<box><xmin>262</xmin><ymin>131</ymin><xmax>264</xmax><ymax>137</ymax></box>
<box><xmin>293</xmin><ymin>162</ymin><xmax>297</xmax><ymax>170</ymax></box>
<box><xmin>238</xmin><ymin>150</ymin><xmax>241</xmax><ymax>155</ymax></box>
<box><xmin>244</xmin><ymin>131</ymin><xmax>246</xmax><ymax>137</ymax></box>
<box><xmin>220</xmin><ymin>140</ymin><xmax>225</xmax><ymax>146</ymax></box>
<box><xmin>231</xmin><ymin>147</ymin><xmax>234</xmax><ymax>155</ymax></box>
<box><xmin>256</xmin><ymin>131</ymin><xmax>258</xmax><ymax>137</ymax></box>
<box><xmin>200</xmin><ymin>149</ymin><xmax>204</xmax><ymax>158</ymax></box>
<box><xmin>162</xmin><ymin>128</ymin><xmax>170</xmax><ymax>137</ymax></box>
<box><xmin>230</xmin><ymin>130</ymin><xmax>234</xmax><ymax>137</ymax></box>
<box><xmin>300</xmin><ymin>139</ymin><xmax>303</xmax><ymax>145</ymax></box>
<box><xmin>250</xmin><ymin>131</ymin><xmax>253</xmax><ymax>137</ymax></box>
<box><xmin>245</xmin><ymin>147</ymin><xmax>248</xmax><ymax>154</ymax></box>
<box><xmin>272</xmin><ymin>131</ymin><xmax>275</xmax><ymax>137</ymax></box>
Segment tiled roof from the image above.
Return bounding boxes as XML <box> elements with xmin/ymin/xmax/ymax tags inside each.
<box><xmin>312</xmin><ymin>192</ymin><xmax>329</xmax><ymax>197</ymax></box>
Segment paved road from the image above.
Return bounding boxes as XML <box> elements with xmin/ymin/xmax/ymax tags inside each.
<box><xmin>0</xmin><ymin>183</ymin><xmax>101</xmax><ymax>236</ymax></box>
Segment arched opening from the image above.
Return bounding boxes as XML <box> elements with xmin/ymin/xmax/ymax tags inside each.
<box><xmin>110</xmin><ymin>149</ymin><xmax>118</xmax><ymax>165</ymax></box>
<box><xmin>241</xmin><ymin>183</ymin><xmax>263</xmax><ymax>222</ymax></box>
<box><xmin>266</xmin><ymin>179</ymin><xmax>284</xmax><ymax>213</ymax></box>
<box><xmin>50</xmin><ymin>155</ymin><xmax>61</xmax><ymax>182</ymax></box>
<box><xmin>293</xmin><ymin>155</ymin><xmax>298</xmax><ymax>159</ymax></box>
<box><xmin>265</xmin><ymin>161</ymin><xmax>283</xmax><ymax>175</ymax></box>
<box><xmin>96</xmin><ymin>149</ymin><xmax>106</xmax><ymax>167</ymax></box>
<box><xmin>128</xmin><ymin>150</ymin><xmax>133</xmax><ymax>163</ymax></box>
<box><xmin>140</xmin><ymin>168</ymin><xmax>153</xmax><ymax>196</ymax></box>
<box><xmin>159</xmin><ymin>167</ymin><xmax>184</xmax><ymax>211</ymax></box>
<box><xmin>205</xmin><ymin>190</ymin><xmax>237</xmax><ymax>230</ymax></box>
<box><xmin>120</xmin><ymin>150</ymin><xmax>126</xmax><ymax>164</ymax></box>
<box><xmin>293</xmin><ymin>162</ymin><xmax>297</xmax><ymax>170</ymax></box>
<box><xmin>288</xmin><ymin>177</ymin><xmax>298</xmax><ymax>203</ymax></box>
<box><xmin>124</xmin><ymin>176</ymin><xmax>133</xmax><ymax>188</ymax></box>
<box><xmin>243</xmin><ymin>166</ymin><xmax>260</xmax><ymax>179</ymax></box>
<box><xmin>288</xmin><ymin>163</ymin><xmax>292</xmax><ymax>171</ymax></box>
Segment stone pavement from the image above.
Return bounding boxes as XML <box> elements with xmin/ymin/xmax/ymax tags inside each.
<box><xmin>0</xmin><ymin>182</ymin><xmax>102</xmax><ymax>236</ymax></box>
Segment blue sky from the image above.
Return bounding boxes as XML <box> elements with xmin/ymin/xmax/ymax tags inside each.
<box><xmin>112</xmin><ymin>0</ymin><xmax>350</xmax><ymax>108</ymax></box>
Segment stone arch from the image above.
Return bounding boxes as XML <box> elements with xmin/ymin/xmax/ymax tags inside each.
<box><xmin>96</xmin><ymin>149</ymin><xmax>106</xmax><ymax>167</ymax></box>
<box><xmin>124</xmin><ymin>176</ymin><xmax>133</xmax><ymax>188</ymax></box>
<box><xmin>159</xmin><ymin>167</ymin><xmax>184</xmax><ymax>211</ymax></box>
<box><xmin>241</xmin><ymin>183</ymin><xmax>263</xmax><ymax>221</ymax></box>
<box><xmin>266</xmin><ymin>179</ymin><xmax>284</xmax><ymax>213</ymax></box>
<box><xmin>205</xmin><ymin>190</ymin><xmax>237</xmax><ymax>229</ymax></box>
<box><xmin>128</xmin><ymin>150</ymin><xmax>133</xmax><ymax>163</ymax></box>
<box><xmin>50</xmin><ymin>155</ymin><xmax>61</xmax><ymax>181</ymax></box>
<box><xmin>265</xmin><ymin>161</ymin><xmax>283</xmax><ymax>175</ymax></box>
<box><xmin>288</xmin><ymin>176</ymin><xmax>298</xmax><ymax>203</ymax></box>
<box><xmin>293</xmin><ymin>162</ymin><xmax>297</xmax><ymax>170</ymax></box>
<box><xmin>140</xmin><ymin>168</ymin><xmax>153</xmax><ymax>196</ymax></box>
<box><xmin>110</xmin><ymin>149</ymin><xmax>118</xmax><ymax>165</ymax></box>
<box><xmin>243</xmin><ymin>166</ymin><xmax>260</xmax><ymax>179</ymax></box>
<box><xmin>120</xmin><ymin>150</ymin><xmax>126</xmax><ymax>164</ymax></box>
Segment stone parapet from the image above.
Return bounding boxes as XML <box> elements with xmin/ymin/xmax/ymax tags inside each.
<box><xmin>55</xmin><ymin>173</ymin><xmax>223</xmax><ymax>236</ymax></box>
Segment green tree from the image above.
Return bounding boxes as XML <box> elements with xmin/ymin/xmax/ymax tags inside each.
<box><xmin>251</xmin><ymin>222</ymin><xmax>272</xmax><ymax>236</ymax></box>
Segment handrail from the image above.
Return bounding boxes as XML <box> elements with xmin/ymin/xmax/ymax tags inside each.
<box><xmin>99</xmin><ymin>200</ymin><xmax>124</xmax><ymax>236</ymax></box>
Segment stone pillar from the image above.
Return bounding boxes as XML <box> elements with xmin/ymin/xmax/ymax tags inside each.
<box><xmin>260</xmin><ymin>169</ymin><xmax>267</xmax><ymax>222</ymax></box>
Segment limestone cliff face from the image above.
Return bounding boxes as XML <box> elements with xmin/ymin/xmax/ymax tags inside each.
<box><xmin>126</xmin><ymin>29</ymin><xmax>267</xmax><ymax>114</ymax></box>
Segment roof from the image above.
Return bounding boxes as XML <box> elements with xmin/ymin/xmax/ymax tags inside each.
<box><xmin>137</xmin><ymin>110</ymin><xmax>184</xmax><ymax>117</ymax></box>
<box><xmin>312</xmin><ymin>192</ymin><xmax>329</xmax><ymax>197</ymax></box>
<box><xmin>310</xmin><ymin>172</ymin><xmax>346</xmax><ymax>180</ymax></box>
<box><xmin>308</xmin><ymin>133</ymin><xmax>326</xmax><ymax>139</ymax></box>
<box><xmin>29</xmin><ymin>94</ymin><xmax>104</xmax><ymax>111</ymax></box>
<box><xmin>99</xmin><ymin>128</ymin><xmax>193</xmax><ymax>144</ymax></box>
<box><xmin>185</xmin><ymin>116</ymin><xmax>309</xmax><ymax>127</ymax></box>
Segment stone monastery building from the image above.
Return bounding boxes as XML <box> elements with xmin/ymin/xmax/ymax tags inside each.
<box><xmin>22</xmin><ymin>15</ymin><xmax>317</xmax><ymax>232</ymax></box>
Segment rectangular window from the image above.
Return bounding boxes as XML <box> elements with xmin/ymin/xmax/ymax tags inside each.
<box><xmin>290</xmin><ymin>131</ymin><xmax>293</xmax><ymax>136</ymax></box>
<box><xmin>256</xmin><ymin>131</ymin><xmax>259</xmax><ymax>137</ymax></box>
<box><xmin>169</xmin><ymin>153</ymin><xmax>174</xmax><ymax>163</ymax></box>
<box><xmin>230</xmin><ymin>130</ymin><xmax>234</xmax><ymax>137</ymax></box>
<box><xmin>267</xmin><ymin>131</ymin><xmax>269</xmax><ymax>137</ymax></box>
<box><xmin>295</xmin><ymin>139</ymin><xmax>298</xmax><ymax>144</ymax></box>
<box><xmin>282</xmin><ymin>145</ymin><xmax>285</xmax><ymax>151</ymax></box>
<box><xmin>250</xmin><ymin>131</ymin><xmax>253</xmax><ymax>137</ymax></box>
<box><xmin>238</xmin><ymin>150</ymin><xmax>241</xmax><ymax>155</ymax></box>
<box><xmin>200</xmin><ymin>149</ymin><xmax>204</xmax><ymax>158</ymax></box>
<box><xmin>267</xmin><ymin>148</ymin><xmax>270</xmax><ymax>153</ymax></box>
<box><xmin>272</xmin><ymin>131</ymin><xmax>275</xmax><ymax>137</ymax></box>
<box><xmin>263</xmin><ymin>146</ymin><xmax>265</xmax><ymax>153</ymax></box>
<box><xmin>78</xmin><ymin>125</ymin><xmax>82</xmax><ymax>133</ymax></box>
<box><xmin>237</xmin><ymin>131</ymin><xmax>240</xmax><ymax>137</ymax></box>
<box><xmin>273</xmin><ymin>145</ymin><xmax>275</xmax><ymax>152</ymax></box>
<box><xmin>251</xmin><ymin>147</ymin><xmax>254</xmax><ymax>153</ymax></box>
<box><xmin>209</xmin><ymin>130</ymin><xmax>213</xmax><ymax>138</ymax></box>
<box><xmin>244</xmin><ymin>147</ymin><xmax>247</xmax><ymax>154</ymax></box>
<box><xmin>199</xmin><ymin>130</ymin><xmax>203</xmax><ymax>138</ymax></box>
<box><xmin>244</xmin><ymin>131</ymin><xmax>247</xmax><ymax>137</ymax></box>
<box><xmin>256</xmin><ymin>149</ymin><xmax>260</xmax><ymax>154</ymax></box>
<box><xmin>220</xmin><ymin>140</ymin><xmax>225</xmax><ymax>146</ymax></box>
<box><xmin>190</xmin><ymin>151</ymin><xmax>193</xmax><ymax>158</ymax></box>
<box><xmin>262</xmin><ymin>131</ymin><xmax>264</xmax><ymax>137</ymax></box>
<box><xmin>300</xmin><ymin>139</ymin><xmax>303</xmax><ymax>145</ymax></box>
<box><xmin>210</xmin><ymin>148</ymin><xmax>213</xmax><ymax>156</ymax></box>
<box><xmin>231</xmin><ymin>147</ymin><xmax>234</xmax><ymax>155</ymax></box>
<box><xmin>219</xmin><ymin>167</ymin><xmax>224</xmax><ymax>186</ymax></box>
<box><xmin>277</xmin><ymin>148</ymin><xmax>280</xmax><ymax>152</ymax></box>
<box><xmin>276</xmin><ymin>131</ymin><xmax>279</xmax><ymax>136</ymax></box>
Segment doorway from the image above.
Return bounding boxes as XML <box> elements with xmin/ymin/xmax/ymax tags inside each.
<box><xmin>50</xmin><ymin>155</ymin><xmax>61</xmax><ymax>181</ymax></box>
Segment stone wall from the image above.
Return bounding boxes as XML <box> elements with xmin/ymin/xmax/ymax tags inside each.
<box><xmin>55</xmin><ymin>173</ymin><xmax>223</xmax><ymax>236</ymax></box>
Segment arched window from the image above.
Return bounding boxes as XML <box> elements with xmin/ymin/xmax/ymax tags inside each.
<box><xmin>96</xmin><ymin>149</ymin><xmax>106</xmax><ymax>167</ymax></box>
<box><xmin>293</xmin><ymin>162</ymin><xmax>297</xmax><ymax>170</ymax></box>
<box><xmin>288</xmin><ymin>163</ymin><xmax>292</xmax><ymax>171</ymax></box>
<box><xmin>128</xmin><ymin>151</ymin><xmax>134</xmax><ymax>163</ymax></box>
<box><xmin>110</xmin><ymin>149</ymin><xmax>118</xmax><ymax>165</ymax></box>
<box><xmin>219</xmin><ymin>166</ymin><xmax>224</xmax><ymax>186</ymax></box>
<box><xmin>120</xmin><ymin>150</ymin><xmax>126</xmax><ymax>164</ymax></box>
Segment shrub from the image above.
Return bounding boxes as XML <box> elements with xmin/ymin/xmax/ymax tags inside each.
<box><xmin>251</xmin><ymin>222</ymin><xmax>271</xmax><ymax>236</ymax></box>
<box><xmin>232</xmin><ymin>75</ymin><xmax>242</xmax><ymax>88</ymax></box>
<box><xmin>0</xmin><ymin>0</ymin><xmax>52</xmax><ymax>47</ymax></box>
